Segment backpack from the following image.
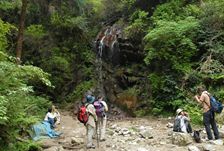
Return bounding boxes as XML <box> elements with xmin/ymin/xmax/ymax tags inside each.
<box><xmin>210</xmin><ymin>96</ymin><xmax>223</xmax><ymax>113</ymax></box>
<box><xmin>77</xmin><ymin>104</ymin><xmax>89</xmax><ymax>125</ymax></box>
<box><xmin>93</xmin><ymin>100</ymin><xmax>105</xmax><ymax>117</ymax></box>
<box><xmin>173</xmin><ymin>117</ymin><xmax>181</xmax><ymax>132</ymax></box>
<box><xmin>193</xmin><ymin>130</ymin><xmax>201</xmax><ymax>143</ymax></box>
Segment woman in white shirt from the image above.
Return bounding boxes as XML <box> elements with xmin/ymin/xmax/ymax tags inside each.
<box><xmin>44</xmin><ymin>108</ymin><xmax>55</xmax><ymax>128</ymax></box>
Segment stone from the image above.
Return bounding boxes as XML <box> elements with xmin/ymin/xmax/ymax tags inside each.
<box><xmin>71</xmin><ymin>137</ymin><xmax>84</xmax><ymax>145</ymax></box>
<box><xmin>167</xmin><ymin>122</ymin><xmax>173</xmax><ymax>128</ymax></box>
<box><xmin>171</xmin><ymin>132</ymin><xmax>193</xmax><ymax>146</ymax></box>
<box><xmin>139</xmin><ymin>131</ymin><xmax>153</xmax><ymax>139</ymax></box>
<box><xmin>111</xmin><ymin>124</ymin><xmax>118</xmax><ymax>129</ymax></box>
<box><xmin>202</xmin><ymin>144</ymin><xmax>214</xmax><ymax>151</ymax></box>
<box><xmin>218</xmin><ymin>129</ymin><xmax>224</xmax><ymax>138</ymax></box>
<box><xmin>210</xmin><ymin>139</ymin><xmax>223</xmax><ymax>145</ymax></box>
<box><xmin>188</xmin><ymin>145</ymin><xmax>200</xmax><ymax>151</ymax></box>
<box><xmin>168</xmin><ymin>130</ymin><xmax>173</xmax><ymax>136</ymax></box>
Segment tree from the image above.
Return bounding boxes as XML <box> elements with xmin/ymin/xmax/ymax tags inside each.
<box><xmin>16</xmin><ymin>0</ymin><xmax>28</xmax><ymax>64</ymax></box>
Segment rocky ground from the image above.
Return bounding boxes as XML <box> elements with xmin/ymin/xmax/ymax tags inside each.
<box><xmin>40</xmin><ymin>111</ymin><xmax>224</xmax><ymax>151</ymax></box>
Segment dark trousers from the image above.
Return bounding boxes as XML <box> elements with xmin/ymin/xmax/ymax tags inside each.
<box><xmin>203</xmin><ymin>110</ymin><xmax>219</xmax><ymax>140</ymax></box>
<box><xmin>186</xmin><ymin>121</ymin><xmax>192</xmax><ymax>133</ymax></box>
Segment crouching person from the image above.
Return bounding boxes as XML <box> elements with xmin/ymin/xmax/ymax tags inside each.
<box><xmin>86</xmin><ymin>96</ymin><xmax>98</xmax><ymax>149</ymax></box>
<box><xmin>173</xmin><ymin>108</ymin><xmax>192</xmax><ymax>133</ymax></box>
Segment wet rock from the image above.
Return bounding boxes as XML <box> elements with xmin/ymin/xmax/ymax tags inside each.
<box><xmin>188</xmin><ymin>145</ymin><xmax>200</xmax><ymax>151</ymax></box>
<box><xmin>71</xmin><ymin>137</ymin><xmax>84</xmax><ymax>145</ymax></box>
<box><xmin>171</xmin><ymin>132</ymin><xmax>193</xmax><ymax>146</ymax></box>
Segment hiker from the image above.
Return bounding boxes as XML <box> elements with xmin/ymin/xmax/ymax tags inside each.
<box><xmin>174</xmin><ymin>108</ymin><xmax>192</xmax><ymax>133</ymax></box>
<box><xmin>85</xmin><ymin>94</ymin><xmax>98</xmax><ymax>149</ymax></box>
<box><xmin>94</xmin><ymin>95</ymin><xmax>108</xmax><ymax>142</ymax></box>
<box><xmin>52</xmin><ymin>105</ymin><xmax>61</xmax><ymax>125</ymax></box>
<box><xmin>194</xmin><ymin>87</ymin><xmax>219</xmax><ymax>140</ymax></box>
<box><xmin>44</xmin><ymin>108</ymin><xmax>55</xmax><ymax>128</ymax></box>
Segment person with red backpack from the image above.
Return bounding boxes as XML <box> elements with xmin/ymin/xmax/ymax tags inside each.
<box><xmin>94</xmin><ymin>95</ymin><xmax>108</xmax><ymax>142</ymax></box>
<box><xmin>85</xmin><ymin>95</ymin><xmax>98</xmax><ymax>149</ymax></box>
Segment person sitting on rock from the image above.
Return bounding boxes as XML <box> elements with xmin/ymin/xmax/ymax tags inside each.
<box><xmin>174</xmin><ymin>108</ymin><xmax>192</xmax><ymax>133</ymax></box>
<box><xmin>44</xmin><ymin>108</ymin><xmax>55</xmax><ymax>128</ymax></box>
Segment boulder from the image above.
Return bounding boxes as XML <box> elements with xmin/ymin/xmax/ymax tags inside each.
<box><xmin>171</xmin><ymin>132</ymin><xmax>193</xmax><ymax>146</ymax></box>
<box><xmin>139</xmin><ymin>131</ymin><xmax>153</xmax><ymax>139</ymax></box>
<box><xmin>202</xmin><ymin>144</ymin><xmax>214</xmax><ymax>151</ymax></box>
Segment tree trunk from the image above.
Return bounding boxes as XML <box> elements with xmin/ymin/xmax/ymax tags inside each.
<box><xmin>16</xmin><ymin>0</ymin><xmax>28</xmax><ymax>64</ymax></box>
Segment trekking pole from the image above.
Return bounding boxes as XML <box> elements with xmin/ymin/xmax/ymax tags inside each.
<box><xmin>96</xmin><ymin>121</ymin><xmax>99</xmax><ymax>148</ymax></box>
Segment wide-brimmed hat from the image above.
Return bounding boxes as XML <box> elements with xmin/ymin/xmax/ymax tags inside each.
<box><xmin>176</xmin><ymin>108</ymin><xmax>183</xmax><ymax>115</ymax></box>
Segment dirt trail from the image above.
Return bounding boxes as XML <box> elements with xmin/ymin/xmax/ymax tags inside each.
<box><xmin>41</xmin><ymin>111</ymin><xmax>224</xmax><ymax>151</ymax></box>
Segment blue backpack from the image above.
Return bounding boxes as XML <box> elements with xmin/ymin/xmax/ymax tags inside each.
<box><xmin>210</xmin><ymin>96</ymin><xmax>223</xmax><ymax>113</ymax></box>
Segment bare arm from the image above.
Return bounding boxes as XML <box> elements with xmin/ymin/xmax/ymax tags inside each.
<box><xmin>194</xmin><ymin>95</ymin><xmax>204</xmax><ymax>104</ymax></box>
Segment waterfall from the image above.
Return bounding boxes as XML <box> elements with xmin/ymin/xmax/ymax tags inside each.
<box><xmin>95</xmin><ymin>25</ymin><xmax>121</xmax><ymax>95</ymax></box>
<box><xmin>95</xmin><ymin>36</ymin><xmax>105</xmax><ymax>96</ymax></box>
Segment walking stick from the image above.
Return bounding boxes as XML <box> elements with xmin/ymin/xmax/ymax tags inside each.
<box><xmin>96</xmin><ymin>121</ymin><xmax>99</xmax><ymax>148</ymax></box>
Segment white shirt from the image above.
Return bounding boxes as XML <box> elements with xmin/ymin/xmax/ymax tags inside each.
<box><xmin>98</xmin><ymin>98</ymin><xmax>108</xmax><ymax>112</ymax></box>
<box><xmin>44</xmin><ymin>112</ymin><xmax>55</xmax><ymax>121</ymax></box>
<box><xmin>177</xmin><ymin>115</ymin><xmax>189</xmax><ymax>133</ymax></box>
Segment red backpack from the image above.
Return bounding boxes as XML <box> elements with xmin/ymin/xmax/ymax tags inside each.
<box><xmin>77</xmin><ymin>104</ymin><xmax>89</xmax><ymax>125</ymax></box>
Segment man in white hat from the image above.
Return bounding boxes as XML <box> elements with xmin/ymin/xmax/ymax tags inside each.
<box><xmin>175</xmin><ymin>108</ymin><xmax>192</xmax><ymax>133</ymax></box>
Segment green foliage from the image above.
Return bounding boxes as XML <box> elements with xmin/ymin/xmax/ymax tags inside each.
<box><xmin>125</xmin><ymin>10</ymin><xmax>149</xmax><ymax>42</ymax></box>
<box><xmin>0</xmin><ymin>56</ymin><xmax>52</xmax><ymax>147</ymax></box>
<box><xmin>152</xmin><ymin>0</ymin><xmax>201</xmax><ymax>22</ymax></box>
<box><xmin>184</xmin><ymin>104</ymin><xmax>202</xmax><ymax>125</ymax></box>
<box><xmin>144</xmin><ymin>17</ymin><xmax>199</xmax><ymax>72</ymax></box>
<box><xmin>0</xmin><ymin>19</ymin><xmax>14</xmax><ymax>52</ymax></box>
<box><xmin>66</xmin><ymin>81</ymin><xmax>95</xmax><ymax>102</ymax></box>
<box><xmin>0</xmin><ymin>0</ymin><xmax>21</xmax><ymax>11</ymax></box>
<box><xmin>26</xmin><ymin>25</ymin><xmax>46</xmax><ymax>39</ymax></box>
<box><xmin>51</xmin><ymin>13</ymin><xmax>87</xmax><ymax>31</ymax></box>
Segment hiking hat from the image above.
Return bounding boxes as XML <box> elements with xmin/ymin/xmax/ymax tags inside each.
<box><xmin>176</xmin><ymin>108</ymin><xmax>183</xmax><ymax>115</ymax></box>
<box><xmin>86</xmin><ymin>95</ymin><xmax>95</xmax><ymax>104</ymax></box>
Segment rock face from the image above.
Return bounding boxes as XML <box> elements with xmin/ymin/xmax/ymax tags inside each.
<box><xmin>171</xmin><ymin>132</ymin><xmax>193</xmax><ymax>146</ymax></box>
<box><xmin>94</xmin><ymin>24</ymin><xmax>150</xmax><ymax>114</ymax></box>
